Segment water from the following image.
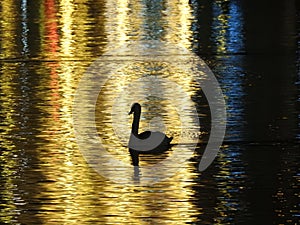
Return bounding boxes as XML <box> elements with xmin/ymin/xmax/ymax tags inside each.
<box><xmin>0</xmin><ymin>0</ymin><xmax>299</xmax><ymax>224</ymax></box>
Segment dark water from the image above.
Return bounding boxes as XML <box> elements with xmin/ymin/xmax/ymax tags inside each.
<box><xmin>0</xmin><ymin>0</ymin><xmax>299</xmax><ymax>224</ymax></box>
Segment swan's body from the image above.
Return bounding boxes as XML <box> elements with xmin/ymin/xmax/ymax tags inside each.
<box><xmin>128</xmin><ymin>103</ymin><xmax>173</xmax><ymax>166</ymax></box>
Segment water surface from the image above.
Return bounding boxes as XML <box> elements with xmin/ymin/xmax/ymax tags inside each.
<box><xmin>0</xmin><ymin>0</ymin><xmax>299</xmax><ymax>224</ymax></box>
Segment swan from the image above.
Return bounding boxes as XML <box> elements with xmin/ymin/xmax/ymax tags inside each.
<box><xmin>128</xmin><ymin>103</ymin><xmax>173</xmax><ymax>166</ymax></box>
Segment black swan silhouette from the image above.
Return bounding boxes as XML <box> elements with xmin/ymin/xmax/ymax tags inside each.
<box><xmin>128</xmin><ymin>103</ymin><xmax>173</xmax><ymax>166</ymax></box>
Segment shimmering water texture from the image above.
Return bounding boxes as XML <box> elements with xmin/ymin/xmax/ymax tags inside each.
<box><xmin>73</xmin><ymin>41</ymin><xmax>226</xmax><ymax>185</ymax></box>
<box><xmin>0</xmin><ymin>0</ymin><xmax>299</xmax><ymax>224</ymax></box>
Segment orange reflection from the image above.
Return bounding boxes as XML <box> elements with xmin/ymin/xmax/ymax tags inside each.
<box><xmin>0</xmin><ymin>0</ymin><xmax>203</xmax><ymax>224</ymax></box>
<box><xmin>45</xmin><ymin>0</ymin><xmax>60</xmax><ymax>122</ymax></box>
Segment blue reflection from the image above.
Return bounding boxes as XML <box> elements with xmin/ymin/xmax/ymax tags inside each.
<box><xmin>210</xmin><ymin>1</ymin><xmax>247</xmax><ymax>221</ymax></box>
<box><xmin>227</xmin><ymin>2</ymin><xmax>244</xmax><ymax>53</ymax></box>
<box><xmin>211</xmin><ymin>0</ymin><xmax>244</xmax><ymax>54</ymax></box>
<box><xmin>211</xmin><ymin>0</ymin><xmax>246</xmax><ymax>141</ymax></box>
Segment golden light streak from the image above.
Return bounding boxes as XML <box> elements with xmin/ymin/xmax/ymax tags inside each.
<box><xmin>0</xmin><ymin>0</ymin><xmax>203</xmax><ymax>223</ymax></box>
<box><xmin>0</xmin><ymin>0</ymin><xmax>19</xmax><ymax>58</ymax></box>
<box><xmin>0</xmin><ymin>1</ymin><xmax>20</xmax><ymax>222</ymax></box>
<box><xmin>164</xmin><ymin>0</ymin><xmax>193</xmax><ymax>49</ymax></box>
<box><xmin>35</xmin><ymin>0</ymin><xmax>102</xmax><ymax>223</ymax></box>
<box><xmin>90</xmin><ymin>1</ymin><xmax>199</xmax><ymax>223</ymax></box>
<box><xmin>212</xmin><ymin>1</ymin><xmax>229</xmax><ymax>54</ymax></box>
<box><xmin>59</xmin><ymin>0</ymin><xmax>75</xmax><ymax>57</ymax></box>
<box><xmin>104</xmin><ymin>0</ymin><xmax>131</xmax><ymax>49</ymax></box>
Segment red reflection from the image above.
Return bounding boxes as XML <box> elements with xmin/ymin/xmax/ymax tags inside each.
<box><xmin>45</xmin><ymin>0</ymin><xmax>60</xmax><ymax>122</ymax></box>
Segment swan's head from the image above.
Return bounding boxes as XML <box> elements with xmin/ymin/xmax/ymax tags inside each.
<box><xmin>128</xmin><ymin>103</ymin><xmax>141</xmax><ymax>115</ymax></box>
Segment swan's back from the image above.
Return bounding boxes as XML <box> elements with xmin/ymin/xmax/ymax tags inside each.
<box><xmin>129</xmin><ymin>131</ymin><xmax>172</xmax><ymax>154</ymax></box>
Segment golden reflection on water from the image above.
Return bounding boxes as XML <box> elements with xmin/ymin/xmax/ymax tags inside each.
<box><xmin>0</xmin><ymin>0</ymin><xmax>19</xmax><ymax>59</ymax></box>
<box><xmin>0</xmin><ymin>64</ymin><xmax>20</xmax><ymax>224</ymax></box>
<box><xmin>0</xmin><ymin>0</ymin><xmax>298</xmax><ymax>224</ymax></box>
<box><xmin>34</xmin><ymin>1</ymin><xmax>97</xmax><ymax>223</ymax></box>
<box><xmin>95</xmin><ymin>60</ymin><xmax>198</xmax><ymax>166</ymax></box>
<box><xmin>0</xmin><ymin>0</ymin><xmax>201</xmax><ymax>224</ymax></box>
<box><xmin>212</xmin><ymin>0</ymin><xmax>229</xmax><ymax>54</ymax></box>
<box><xmin>105</xmin><ymin>0</ymin><xmax>134</xmax><ymax>48</ymax></box>
<box><xmin>165</xmin><ymin>0</ymin><xmax>193</xmax><ymax>48</ymax></box>
<box><xmin>104</xmin><ymin>0</ymin><xmax>194</xmax><ymax>50</ymax></box>
<box><xmin>0</xmin><ymin>1</ymin><xmax>22</xmax><ymax>223</ymax></box>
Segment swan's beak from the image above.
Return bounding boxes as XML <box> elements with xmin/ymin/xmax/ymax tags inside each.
<box><xmin>128</xmin><ymin>109</ymin><xmax>133</xmax><ymax>115</ymax></box>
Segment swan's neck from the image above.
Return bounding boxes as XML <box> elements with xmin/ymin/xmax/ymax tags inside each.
<box><xmin>131</xmin><ymin>111</ymin><xmax>140</xmax><ymax>136</ymax></box>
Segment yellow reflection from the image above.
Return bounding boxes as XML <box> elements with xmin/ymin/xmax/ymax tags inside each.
<box><xmin>40</xmin><ymin>0</ymin><xmax>99</xmax><ymax>59</ymax></box>
<box><xmin>212</xmin><ymin>0</ymin><xmax>229</xmax><ymax>54</ymax></box>
<box><xmin>0</xmin><ymin>0</ymin><xmax>19</xmax><ymax>58</ymax></box>
<box><xmin>165</xmin><ymin>0</ymin><xmax>193</xmax><ymax>49</ymax></box>
<box><xmin>59</xmin><ymin>0</ymin><xmax>100</xmax><ymax>58</ymax></box>
<box><xmin>92</xmin><ymin>0</ymin><xmax>199</xmax><ymax>223</ymax></box>
<box><xmin>104</xmin><ymin>0</ymin><xmax>194</xmax><ymax>49</ymax></box>
<box><xmin>35</xmin><ymin>0</ymin><xmax>104</xmax><ymax>223</ymax></box>
<box><xmin>104</xmin><ymin>0</ymin><xmax>132</xmax><ymax>49</ymax></box>
<box><xmin>0</xmin><ymin>64</ymin><xmax>19</xmax><ymax>223</ymax></box>
<box><xmin>59</xmin><ymin>0</ymin><xmax>75</xmax><ymax>57</ymax></box>
<box><xmin>95</xmin><ymin>175</ymin><xmax>198</xmax><ymax>224</ymax></box>
<box><xmin>96</xmin><ymin>61</ymin><xmax>199</xmax><ymax>163</ymax></box>
<box><xmin>0</xmin><ymin>0</ymin><xmax>20</xmax><ymax>223</ymax></box>
<box><xmin>36</xmin><ymin>46</ymin><xmax>93</xmax><ymax>225</ymax></box>
<box><xmin>0</xmin><ymin>0</ymin><xmax>203</xmax><ymax>224</ymax></box>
